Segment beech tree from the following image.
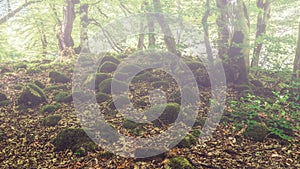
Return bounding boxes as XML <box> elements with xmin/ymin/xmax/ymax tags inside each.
<box><xmin>293</xmin><ymin>22</ymin><xmax>300</xmax><ymax>78</ymax></box>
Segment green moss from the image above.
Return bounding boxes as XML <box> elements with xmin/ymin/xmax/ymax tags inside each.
<box><xmin>34</xmin><ymin>80</ymin><xmax>45</xmax><ymax>89</ymax></box>
<box><xmin>42</xmin><ymin>115</ymin><xmax>62</xmax><ymax>126</ymax></box>
<box><xmin>185</xmin><ymin>60</ymin><xmax>203</xmax><ymax>71</ymax></box>
<box><xmin>109</xmin><ymin>95</ymin><xmax>130</xmax><ymax>109</ymax></box>
<box><xmin>118</xmin><ymin>64</ymin><xmax>142</xmax><ymax>75</ymax></box>
<box><xmin>99</xmin><ymin>61</ymin><xmax>118</xmax><ymax>73</ymax></box>
<box><xmin>54</xmin><ymin>92</ymin><xmax>73</xmax><ymax>103</ymax></box>
<box><xmin>14</xmin><ymin>63</ymin><xmax>27</xmax><ymax>70</ymax></box>
<box><xmin>132</xmin><ymin>72</ymin><xmax>160</xmax><ymax>83</ymax></box>
<box><xmin>191</xmin><ymin>129</ymin><xmax>202</xmax><ymax>138</ymax></box>
<box><xmin>51</xmin><ymin>128</ymin><xmax>96</xmax><ymax>155</ymax></box>
<box><xmin>14</xmin><ymin>84</ymin><xmax>23</xmax><ymax>90</ymax></box>
<box><xmin>243</xmin><ymin>122</ymin><xmax>269</xmax><ymax>142</ymax></box>
<box><xmin>177</xmin><ymin>134</ymin><xmax>197</xmax><ymax>148</ymax></box>
<box><xmin>0</xmin><ymin>92</ymin><xmax>7</xmax><ymax>101</ymax></box>
<box><xmin>0</xmin><ymin>100</ymin><xmax>10</xmax><ymax>107</ymax></box>
<box><xmin>168</xmin><ymin>157</ymin><xmax>194</xmax><ymax>169</ymax></box>
<box><xmin>152</xmin><ymin>81</ymin><xmax>169</xmax><ymax>89</ymax></box>
<box><xmin>84</xmin><ymin>73</ymin><xmax>110</xmax><ymax>89</ymax></box>
<box><xmin>96</xmin><ymin>92</ymin><xmax>111</xmax><ymax>104</ymax></box>
<box><xmin>41</xmin><ymin>104</ymin><xmax>60</xmax><ymax>113</ymax></box>
<box><xmin>26</xmin><ymin>67</ymin><xmax>41</xmax><ymax>74</ymax></box>
<box><xmin>100</xmin><ymin>55</ymin><xmax>120</xmax><ymax>65</ymax></box>
<box><xmin>44</xmin><ymin>85</ymin><xmax>68</xmax><ymax>92</ymax></box>
<box><xmin>99</xmin><ymin>151</ymin><xmax>114</xmax><ymax>159</ymax></box>
<box><xmin>17</xmin><ymin>83</ymin><xmax>47</xmax><ymax>107</ymax></box>
<box><xmin>98</xmin><ymin>78</ymin><xmax>127</xmax><ymax>94</ymax></box>
<box><xmin>123</xmin><ymin>119</ymin><xmax>140</xmax><ymax>129</ymax></box>
<box><xmin>49</xmin><ymin>71</ymin><xmax>71</xmax><ymax>83</ymax></box>
<box><xmin>194</xmin><ymin>68</ymin><xmax>211</xmax><ymax>88</ymax></box>
<box><xmin>145</xmin><ymin>103</ymin><xmax>180</xmax><ymax>125</ymax></box>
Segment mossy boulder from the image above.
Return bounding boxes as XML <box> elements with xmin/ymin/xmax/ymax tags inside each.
<box><xmin>194</xmin><ymin>68</ymin><xmax>210</xmax><ymax>88</ymax></box>
<box><xmin>243</xmin><ymin>122</ymin><xmax>269</xmax><ymax>142</ymax></box>
<box><xmin>44</xmin><ymin>85</ymin><xmax>68</xmax><ymax>92</ymax></box>
<box><xmin>98</xmin><ymin>78</ymin><xmax>128</xmax><ymax>94</ymax></box>
<box><xmin>177</xmin><ymin>134</ymin><xmax>197</xmax><ymax>148</ymax></box>
<box><xmin>145</xmin><ymin>103</ymin><xmax>180</xmax><ymax>125</ymax></box>
<box><xmin>51</xmin><ymin>128</ymin><xmax>96</xmax><ymax>155</ymax></box>
<box><xmin>42</xmin><ymin>115</ymin><xmax>62</xmax><ymax>126</ymax></box>
<box><xmin>100</xmin><ymin>55</ymin><xmax>120</xmax><ymax>65</ymax></box>
<box><xmin>17</xmin><ymin>83</ymin><xmax>47</xmax><ymax>107</ymax></box>
<box><xmin>0</xmin><ymin>92</ymin><xmax>8</xmax><ymax>101</ymax></box>
<box><xmin>123</xmin><ymin>119</ymin><xmax>140</xmax><ymax>129</ymax></box>
<box><xmin>109</xmin><ymin>95</ymin><xmax>130</xmax><ymax>109</ymax></box>
<box><xmin>49</xmin><ymin>71</ymin><xmax>71</xmax><ymax>83</ymax></box>
<box><xmin>34</xmin><ymin>80</ymin><xmax>45</xmax><ymax>89</ymax></box>
<box><xmin>99</xmin><ymin>61</ymin><xmax>118</xmax><ymax>73</ymax></box>
<box><xmin>54</xmin><ymin>91</ymin><xmax>73</xmax><ymax>103</ymax></box>
<box><xmin>96</xmin><ymin>92</ymin><xmax>111</xmax><ymax>104</ymax></box>
<box><xmin>41</xmin><ymin>104</ymin><xmax>60</xmax><ymax>113</ymax></box>
<box><xmin>168</xmin><ymin>156</ymin><xmax>194</xmax><ymax>169</ymax></box>
<box><xmin>132</xmin><ymin>72</ymin><xmax>160</xmax><ymax>83</ymax></box>
<box><xmin>186</xmin><ymin>60</ymin><xmax>203</xmax><ymax>71</ymax></box>
<box><xmin>84</xmin><ymin>73</ymin><xmax>110</xmax><ymax>89</ymax></box>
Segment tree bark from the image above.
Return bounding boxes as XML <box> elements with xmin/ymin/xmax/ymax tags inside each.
<box><xmin>251</xmin><ymin>0</ymin><xmax>271</xmax><ymax>68</ymax></box>
<box><xmin>216</xmin><ymin>0</ymin><xmax>250</xmax><ymax>86</ymax></box>
<box><xmin>137</xmin><ymin>2</ymin><xmax>146</xmax><ymax>50</ymax></box>
<box><xmin>153</xmin><ymin>0</ymin><xmax>177</xmax><ymax>54</ymax></box>
<box><xmin>293</xmin><ymin>22</ymin><xmax>300</xmax><ymax>78</ymax></box>
<box><xmin>79</xmin><ymin>4</ymin><xmax>90</xmax><ymax>53</ymax></box>
<box><xmin>57</xmin><ymin>0</ymin><xmax>79</xmax><ymax>55</ymax></box>
<box><xmin>145</xmin><ymin>1</ymin><xmax>156</xmax><ymax>47</ymax></box>
<box><xmin>202</xmin><ymin>0</ymin><xmax>213</xmax><ymax>64</ymax></box>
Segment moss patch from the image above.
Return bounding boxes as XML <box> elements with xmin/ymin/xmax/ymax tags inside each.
<box><xmin>96</xmin><ymin>92</ymin><xmax>111</xmax><ymax>104</ymax></box>
<box><xmin>168</xmin><ymin>156</ymin><xmax>194</xmax><ymax>169</ymax></box>
<box><xmin>99</xmin><ymin>61</ymin><xmax>118</xmax><ymax>73</ymax></box>
<box><xmin>42</xmin><ymin>115</ymin><xmax>62</xmax><ymax>126</ymax></box>
<box><xmin>51</xmin><ymin>128</ymin><xmax>96</xmax><ymax>155</ymax></box>
<box><xmin>177</xmin><ymin>134</ymin><xmax>198</xmax><ymax>148</ymax></box>
<box><xmin>49</xmin><ymin>71</ymin><xmax>71</xmax><ymax>83</ymax></box>
<box><xmin>100</xmin><ymin>55</ymin><xmax>120</xmax><ymax>65</ymax></box>
<box><xmin>145</xmin><ymin>103</ymin><xmax>180</xmax><ymax>125</ymax></box>
<box><xmin>17</xmin><ymin>83</ymin><xmax>47</xmax><ymax>107</ymax></box>
<box><xmin>54</xmin><ymin>92</ymin><xmax>73</xmax><ymax>103</ymax></box>
<box><xmin>41</xmin><ymin>104</ymin><xmax>60</xmax><ymax>113</ymax></box>
<box><xmin>34</xmin><ymin>80</ymin><xmax>45</xmax><ymax>89</ymax></box>
<box><xmin>98</xmin><ymin>78</ymin><xmax>127</xmax><ymax>94</ymax></box>
<box><xmin>243</xmin><ymin>122</ymin><xmax>269</xmax><ymax>142</ymax></box>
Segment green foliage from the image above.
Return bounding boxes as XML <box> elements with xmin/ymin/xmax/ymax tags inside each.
<box><xmin>227</xmin><ymin>93</ymin><xmax>297</xmax><ymax>141</ymax></box>
<box><xmin>177</xmin><ymin>134</ymin><xmax>197</xmax><ymax>148</ymax></box>
<box><xmin>243</xmin><ymin>122</ymin><xmax>269</xmax><ymax>142</ymax></box>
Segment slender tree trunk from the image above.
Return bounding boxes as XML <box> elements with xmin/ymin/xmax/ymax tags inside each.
<box><xmin>153</xmin><ymin>0</ymin><xmax>177</xmax><ymax>54</ymax></box>
<box><xmin>202</xmin><ymin>0</ymin><xmax>213</xmax><ymax>64</ymax></box>
<box><xmin>293</xmin><ymin>22</ymin><xmax>300</xmax><ymax>78</ymax></box>
<box><xmin>137</xmin><ymin>2</ymin><xmax>145</xmax><ymax>50</ymax></box>
<box><xmin>145</xmin><ymin>1</ymin><xmax>156</xmax><ymax>47</ymax></box>
<box><xmin>251</xmin><ymin>0</ymin><xmax>271</xmax><ymax>68</ymax></box>
<box><xmin>57</xmin><ymin>0</ymin><xmax>79</xmax><ymax>55</ymax></box>
<box><xmin>79</xmin><ymin>4</ymin><xmax>90</xmax><ymax>53</ymax></box>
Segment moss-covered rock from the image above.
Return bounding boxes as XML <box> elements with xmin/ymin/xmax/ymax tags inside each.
<box><xmin>17</xmin><ymin>83</ymin><xmax>47</xmax><ymax>107</ymax></box>
<box><xmin>109</xmin><ymin>95</ymin><xmax>130</xmax><ymax>109</ymax></box>
<box><xmin>84</xmin><ymin>73</ymin><xmax>110</xmax><ymax>89</ymax></box>
<box><xmin>114</xmin><ymin>72</ymin><xmax>130</xmax><ymax>81</ymax></box>
<box><xmin>41</xmin><ymin>104</ymin><xmax>60</xmax><ymax>113</ymax></box>
<box><xmin>169</xmin><ymin>90</ymin><xmax>181</xmax><ymax>104</ymax></box>
<box><xmin>51</xmin><ymin>128</ymin><xmax>96</xmax><ymax>155</ymax></box>
<box><xmin>0</xmin><ymin>92</ymin><xmax>8</xmax><ymax>101</ymax></box>
<box><xmin>14</xmin><ymin>63</ymin><xmax>27</xmax><ymax>70</ymax></box>
<box><xmin>42</xmin><ymin>115</ymin><xmax>62</xmax><ymax>126</ymax></box>
<box><xmin>132</xmin><ymin>72</ymin><xmax>160</xmax><ymax>83</ymax></box>
<box><xmin>168</xmin><ymin>156</ymin><xmax>194</xmax><ymax>169</ymax></box>
<box><xmin>34</xmin><ymin>80</ymin><xmax>45</xmax><ymax>89</ymax></box>
<box><xmin>243</xmin><ymin>122</ymin><xmax>269</xmax><ymax>142</ymax></box>
<box><xmin>186</xmin><ymin>60</ymin><xmax>203</xmax><ymax>71</ymax></box>
<box><xmin>118</xmin><ymin>64</ymin><xmax>142</xmax><ymax>75</ymax></box>
<box><xmin>177</xmin><ymin>134</ymin><xmax>198</xmax><ymax>148</ymax></box>
<box><xmin>98</xmin><ymin>78</ymin><xmax>127</xmax><ymax>94</ymax></box>
<box><xmin>100</xmin><ymin>55</ymin><xmax>120</xmax><ymax>65</ymax></box>
<box><xmin>54</xmin><ymin>91</ymin><xmax>73</xmax><ymax>103</ymax></box>
<box><xmin>145</xmin><ymin>103</ymin><xmax>180</xmax><ymax>125</ymax></box>
<box><xmin>123</xmin><ymin>119</ymin><xmax>140</xmax><ymax>129</ymax></box>
<box><xmin>96</xmin><ymin>92</ymin><xmax>111</xmax><ymax>104</ymax></box>
<box><xmin>194</xmin><ymin>68</ymin><xmax>210</xmax><ymax>88</ymax></box>
<box><xmin>49</xmin><ymin>71</ymin><xmax>71</xmax><ymax>83</ymax></box>
<box><xmin>99</xmin><ymin>61</ymin><xmax>118</xmax><ymax>73</ymax></box>
<box><xmin>0</xmin><ymin>100</ymin><xmax>10</xmax><ymax>107</ymax></box>
<box><xmin>44</xmin><ymin>85</ymin><xmax>68</xmax><ymax>92</ymax></box>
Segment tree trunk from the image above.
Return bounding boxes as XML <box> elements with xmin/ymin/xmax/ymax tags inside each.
<box><xmin>216</xmin><ymin>0</ymin><xmax>250</xmax><ymax>86</ymax></box>
<box><xmin>251</xmin><ymin>0</ymin><xmax>271</xmax><ymax>68</ymax></box>
<box><xmin>57</xmin><ymin>0</ymin><xmax>79</xmax><ymax>55</ymax></box>
<box><xmin>137</xmin><ymin>2</ymin><xmax>146</xmax><ymax>50</ymax></box>
<box><xmin>145</xmin><ymin>1</ymin><xmax>156</xmax><ymax>47</ymax></box>
<box><xmin>79</xmin><ymin>4</ymin><xmax>90</xmax><ymax>53</ymax></box>
<box><xmin>153</xmin><ymin>0</ymin><xmax>177</xmax><ymax>54</ymax></box>
<box><xmin>202</xmin><ymin>0</ymin><xmax>213</xmax><ymax>64</ymax></box>
<box><xmin>293</xmin><ymin>22</ymin><xmax>300</xmax><ymax>78</ymax></box>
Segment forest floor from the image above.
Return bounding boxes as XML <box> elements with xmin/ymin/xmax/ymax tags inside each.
<box><xmin>0</xmin><ymin>57</ymin><xmax>299</xmax><ymax>169</ymax></box>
